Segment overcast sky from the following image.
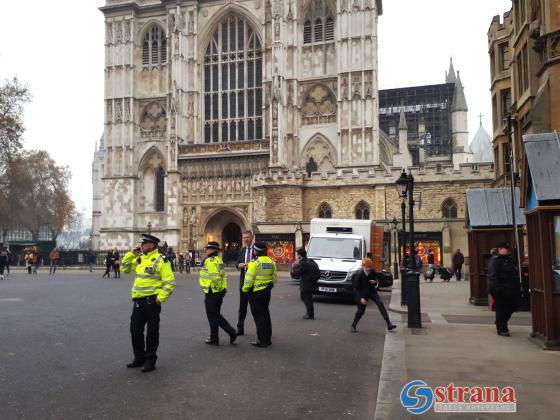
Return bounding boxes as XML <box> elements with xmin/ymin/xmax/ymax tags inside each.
<box><xmin>0</xmin><ymin>0</ymin><xmax>511</xmax><ymax>219</ymax></box>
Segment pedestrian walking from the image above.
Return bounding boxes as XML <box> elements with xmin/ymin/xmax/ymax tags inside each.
<box><xmin>49</xmin><ymin>247</ymin><xmax>60</xmax><ymax>275</ymax></box>
<box><xmin>0</xmin><ymin>243</ymin><xmax>8</xmax><ymax>280</ymax></box>
<box><xmin>121</xmin><ymin>233</ymin><xmax>176</xmax><ymax>372</ymax></box>
<box><xmin>243</xmin><ymin>242</ymin><xmax>277</xmax><ymax>348</ymax></box>
<box><xmin>236</xmin><ymin>231</ymin><xmax>255</xmax><ymax>335</ymax></box>
<box><xmin>25</xmin><ymin>251</ymin><xmax>32</xmax><ymax>274</ymax></box>
<box><xmin>113</xmin><ymin>248</ymin><xmax>121</xmax><ymax>278</ymax></box>
<box><xmin>198</xmin><ymin>241</ymin><xmax>237</xmax><ymax>346</ymax></box>
<box><xmin>487</xmin><ymin>242</ymin><xmax>520</xmax><ymax>337</ymax></box>
<box><xmin>351</xmin><ymin>258</ymin><xmax>396</xmax><ymax>333</ymax></box>
<box><xmin>166</xmin><ymin>248</ymin><xmax>177</xmax><ymax>272</ymax></box>
<box><xmin>102</xmin><ymin>250</ymin><xmax>113</xmax><ymax>278</ymax></box>
<box><xmin>87</xmin><ymin>251</ymin><xmax>95</xmax><ymax>272</ymax></box>
<box><xmin>452</xmin><ymin>248</ymin><xmax>465</xmax><ymax>281</ymax></box>
<box><xmin>290</xmin><ymin>248</ymin><xmax>320</xmax><ymax>319</ymax></box>
<box><xmin>32</xmin><ymin>252</ymin><xmax>39</xmax><ymax>274</ymax></box>
<box><xmin>184</xmin><ymin>251</ymin><xmax>191</xmax><ymax>273</ymax></box>
<box><xmin>178</xmin><ymin>252</ymin><xmax>184</xmax><ymax>274</ymax></box>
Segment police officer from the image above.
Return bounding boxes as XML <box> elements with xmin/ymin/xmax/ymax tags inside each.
<box><xmin>242</xmin><ymin>243</ymin><xmax>277</xmax><ymax>347</ymax></box>
<box><xmin>199</xmin><ymin>241</ymin><xmax>237</xmax><ymax>346</ymax></box>
<box><xmin>487</xmin><ymin>242</ymin><xmax>520</xmax><ymax>337</ymax></box>
<box><xmin>121</xmin><ymin>233</ymin><xmax>176</xmax><ymax>372</ymax></box>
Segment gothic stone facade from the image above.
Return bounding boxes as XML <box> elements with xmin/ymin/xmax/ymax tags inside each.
<box><xmin>94</xmin><ymin>0</ymin><xmax>493</xmax><ymax>266</ymax></box>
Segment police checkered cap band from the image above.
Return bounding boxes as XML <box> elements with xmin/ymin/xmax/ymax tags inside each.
<box><xmin>253</xmin><ymin>242</ymin><xmax>267</xmax><ymax>252</ymax></box>
<box><xmin>205</xmin><ymin>241</ymin><xmax>221</xmax><ymax>250</ymax></box>
<box><xmin>140</xmin><ymin>233</ymin><xmax>161</xmax><ymax>244</ymax></box>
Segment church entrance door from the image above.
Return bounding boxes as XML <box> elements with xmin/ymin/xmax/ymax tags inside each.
<box><xmin>222</xmin><ymin>223</ymin><xmax>242</xmax><ymax>263</ymax></box>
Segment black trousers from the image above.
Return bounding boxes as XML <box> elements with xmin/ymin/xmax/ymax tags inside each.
<box><xmin>130</xmin><ymin>295</ymin><xmax>161</xmax><ymax>363</ymax></box>
<box><xmin>300</xmin><ymin>287</ymin><xmax>314</xmax><ymax>317</ymax></box>
<box><xmin>113</xmin><ymin>264</ymin><xmax>120</xmax><ymax>278</ymax></box>
<box><xmin>494</xmin><ymin>295</ymin><xmax>516</xmax><ymax>333</ymax></box>
<box><xmin>0</xmin><ymin>260</ymin><xmax>6</xmax><ymax>276</ymax></box>
<box><xmin>238</xmin><ymin>277</ymin><xmax>250</xmax><ymax>330</ymax></box>
<box><xmin>249</xmin><ymin>287</ymin><xmax>272</xmax><ymax>345</ymax></box>
<box><xmin>453</xmin><ymin>264</ymin><xmax>463</xmax><ymax>279</ymax></box>
<box><xmin>103</xmin><ymin>264</ymin><xmax>112</xmax><ymax>278</ymax></box>
<box><xmin>205</xmin><ymin>290</ymin><xmax>236</xmax><ymax>341</ymax></box>
<box><xmin>353</xmin><ymin>292</ymin><xmax>391</xmax><ymax>327</ymax></box>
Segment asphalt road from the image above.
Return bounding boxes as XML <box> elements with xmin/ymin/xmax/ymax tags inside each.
<box><xmin>0</xmin><ymin>269</ymin><xmax>388</xmax><ymax>420</ymax></box>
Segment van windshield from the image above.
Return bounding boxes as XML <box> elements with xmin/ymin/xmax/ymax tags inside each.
<box><xmin>307</xmin><ymin>237</ymin><xmax>362</xmax><ymax>259</ymax></box>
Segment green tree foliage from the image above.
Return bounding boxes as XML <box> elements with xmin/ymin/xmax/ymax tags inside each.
<box><xmin>7</xmin><ymin>151</ymin><xmax>76</xmax><ymax>241</ymax></box>
<box><xmin>0</xmin><ymin>77</ymin><xmax>31</xmax><ymax>172</ymax></box>
<box><xmin>0</xmin><ymin>79</ymin><xmax>76</xmax><ymax>242</ymax></box>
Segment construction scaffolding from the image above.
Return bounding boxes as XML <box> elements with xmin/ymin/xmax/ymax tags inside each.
<box><xmin>379</xmin><ymin>83</ymin><xmax>456</xmax><ymax>164</ymax></box>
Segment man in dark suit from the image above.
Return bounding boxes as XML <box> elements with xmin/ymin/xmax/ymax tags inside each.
<box><xmin>236</xmin><ymin>230</ymin><xmax>255</xmax><ymax>335</ymax></box>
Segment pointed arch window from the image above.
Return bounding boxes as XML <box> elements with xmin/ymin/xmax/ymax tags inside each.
<box><xmin>319</xmin><ymin>202</ymin><xmax>332</xmax><ymax>218</ymax></box>
<box><xmin>441</xmin><ymin>198</ymin><xmax>458</xmax><ymax>219</ymax></box>
<box><xmin>355</xmin><ymin>201</ymin><xmax>370</xmax><ymax>220</ymax></box>
<box><xmin>143</xmin><ymin>25</ymin><xmax>167</xmax><ymax>66</ymax></box>
<box><xmin>203</xmin><ymin>15</ymin><xmax>262</xmax><ymax>143</ymax></box>
<box><xmin>155</xmin><ymin>167</ymin><xmax>165</xmax><ymax>212</ymax></box>
<box><xmin>303</xmin><ymin>1</ymin><xmax>335</xmax><ymax>45</ymax></box>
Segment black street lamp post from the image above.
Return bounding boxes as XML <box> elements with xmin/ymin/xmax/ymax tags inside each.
<box><xmin>396</xmin><ymin>170</ymin><xmax>422</xmax><ymax>328</ymax></box>
<box><xmin>391</xmin><ymin>216</ymin><xmax>399</xmax><ymax>280</ymax></box>
<box><xmin>397</xmin><ymin>176</ymin><xmax>408</xmax><ymax>306</ymax></box>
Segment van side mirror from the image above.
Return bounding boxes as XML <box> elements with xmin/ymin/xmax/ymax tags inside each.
<box><xmin>366</xmin><ymin>252</ymin><xmax>372</xmax><ymax>258</ymax></box>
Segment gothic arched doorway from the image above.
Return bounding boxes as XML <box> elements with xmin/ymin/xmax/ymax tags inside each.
<box><xmin>222</xmin><ymin>223</ymin><xmax>242</xmax><ymax>262</ymax></box>
<box><xmin>203</xmin><ymin>209</ymin><xmax>247</xmax><ymax>263</ymax></box>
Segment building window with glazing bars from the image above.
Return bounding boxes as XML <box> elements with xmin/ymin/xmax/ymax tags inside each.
<box><xmin>318</xmin><ymin>202</ymin><xmax>332</xmax><ymax>218</ymax></box>
<box><xmin>155</xmin><ymin>167</ymin><xmax>165</xmax><ymax>212</ymax></box>
<box><xmin>355</xmin><ymin>201</ymin><xmax>370</xmax><ymax>220</ymax></box>
<box><xmin>142</xmin><ymin>25</ymin><xmax>167</xmax><ymax>67</ymax></box>
<box><xmin>203</xmin><ymin>15</ymin><xmax>263</xmax><ymax>143</ymax></box>
<box><xmin>441</xmin><ymin>198</ymin><xmax>458</xmax><ymax>219</ymax></box>
<box><xmin>303</xmin><ymin>1</ymin><xmax>335</xmax><ymax>45</ymax></box>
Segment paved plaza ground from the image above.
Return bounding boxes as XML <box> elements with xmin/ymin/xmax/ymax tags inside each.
<box><xmin>0</xmin><ymin>270</ymin><xmax>388</xmax><ymax>420</ymax></box>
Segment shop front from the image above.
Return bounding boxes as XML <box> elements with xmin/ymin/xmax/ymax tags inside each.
<box><xmin>255</xmin><ymin>233</ymin><xmax>296</xmax><ymax>265</ymax></box>
<box><xmin>400</xmin><ymin>232</ymin><xmax>443</xmax><ymax>267</ymax></box>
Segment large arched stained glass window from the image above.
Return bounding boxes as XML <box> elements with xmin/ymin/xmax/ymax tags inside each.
<box><xmin>204</xmin><ymin>15</ymin><xmax>262</xmax><ymax>143</ymax></box>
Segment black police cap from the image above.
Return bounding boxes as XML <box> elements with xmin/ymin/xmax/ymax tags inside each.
<box><xmin>140</xmin><ymin>233</ymin><xmax>161</xmax><ymax>244</ymax></box>
<box><xmin>253</xmin><ymin>242</ymin><xmax>267</xmax><ymax>253</ymax></box>
<box><xmin>205</xmin><ymin>241</ymin><xmax>221</xmax><ymax>250</ymax></box>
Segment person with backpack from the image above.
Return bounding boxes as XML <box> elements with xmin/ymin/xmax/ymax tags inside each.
<box><xmin>290</xmin><ymin>248</ymin><xmax>320</xmax><ymax>320</ymax></box>
<box><xmin>351</xmin><ymin>258</ymin><xmax>396</xmax><ymax>332</ymax></box>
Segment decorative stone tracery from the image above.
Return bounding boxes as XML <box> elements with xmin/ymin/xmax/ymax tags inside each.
<box><xmin>301</xmin><ymin>85</ymin><xmax>337</xmax><ymax>125</ymax></box>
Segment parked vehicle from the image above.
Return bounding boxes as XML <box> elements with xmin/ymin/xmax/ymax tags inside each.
<box><xmin>307</xmin><ymin>219</ymin><xmax>391</xmax><ymax>296</ymax></box>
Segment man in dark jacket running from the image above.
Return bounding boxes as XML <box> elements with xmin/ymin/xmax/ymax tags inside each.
<box><xmin>351</xmin><ymin>258</ymin><xmax>396</xmax><ymax>332</ymax></box>
<box><xmin>487</xmin><ymin>242</ymin><xmax>520</xmax><ymax>336</ymax></box>
<box><xmin>290</xmin><ymin>248</ymin><xmax>319</xmax><ymax>319</ymax></box>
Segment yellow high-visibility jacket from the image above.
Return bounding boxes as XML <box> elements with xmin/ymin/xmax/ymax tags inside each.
<box><xmin>199</xmin><ymin>254</ymin><xmax>227</xmax><ymax>293</ymax></box>
<box><xmin>242</xmin><ymin>255</ymin><xmax>277</xmax><ymax>293</ymax></box>
<box><xmin>121</xmin><ymin>248</ymin><xmax>176</xmax><ymax>303</ymax></box>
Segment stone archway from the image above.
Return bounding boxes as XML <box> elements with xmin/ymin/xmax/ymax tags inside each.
<box><xmin>203</xmin><ymin>209</ymin><xmax>247</xmax><ymax>261</ymax></box>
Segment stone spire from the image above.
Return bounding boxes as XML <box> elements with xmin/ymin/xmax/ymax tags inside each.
<box><xmin>452</xmin><ymin>71</ymin><xmax>468</xmax><ymax>112</ymax></box>
<box><xmin>446</xmin><ymin>57</ymin><xmax>457</xmax><ymax>84</ymax></box>
<box><xmin>399</xmin><ymin>106</ymin><xmax>408</xmax><ymax>130</ymax></box>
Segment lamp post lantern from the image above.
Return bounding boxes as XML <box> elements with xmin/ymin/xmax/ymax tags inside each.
<box><xmin>391</xmin><ymin>216</ymin><xmax>399</xmax><ymax>280</ymax></box>
<box><xmin>147</xmin><ymin>221</ymin><xmax>152</xmax><ymax>234</ymax></box>
<box><xmin>396</xmin><ymin>170</ymin><xmax>422</xmax><ymax>328</ymax></box>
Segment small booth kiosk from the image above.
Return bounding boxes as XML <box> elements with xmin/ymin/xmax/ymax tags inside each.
<box><xmin>465</xmin><ymin>188</ymin><xmax>525</xmax><ymax>306</ymax></box>
<box><xmin>522</xmin><ymin>133</ymin><xmax>560</xmax><ymax>350</ymax></box>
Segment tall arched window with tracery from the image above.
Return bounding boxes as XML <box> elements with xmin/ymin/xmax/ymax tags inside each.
<box><xmin>355</xmin><ymin>201</ymin><xmax>370</xmax><ymax>220</ymax></box>
<box><xmin>318</xmin><ymin>202</ymin><xmax>332</xmax><ymax>218</ymax></box>
<box><xmin>155</xmin><ymin>167</ymin><xmax>165</xmax><ymax>212</ymax></box>
<box><xmin>203</xmin><ymin>15</ymin><xmax>262</xmax><ymax>143</ymax></box>
<box><xmin>142</xmin><ymin>25</ymin><xmax>167</xmax><ymax>66</ymax></box>
<box><xmin>303</xmin><ymin>0</ymin><xmax>335</xmax><ymax>45</ymax></box>
<box><xmin>441</xmin><ymin>198</ymin><xmax>458</xmax><ymax>219</ymax></box>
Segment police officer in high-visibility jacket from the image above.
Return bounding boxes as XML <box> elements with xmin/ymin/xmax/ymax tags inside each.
<box><xmin>199</xmin><ymin>241</ymin><xmax>237</xmax><ymax>346</ymax></box>
<box><xmin>121</xmin><ymin>233</ymin><xmax>176</xmax><ymax>372</ymax></box>
<box><xmin>242</xmin><ymin>242</ymin><xmax>277</xmax><ymax>348</ymax></box>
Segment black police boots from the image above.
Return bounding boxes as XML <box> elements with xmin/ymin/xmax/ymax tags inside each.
<box><xmin>126</xmin><ymin>359</ymin><xmax>145</xmax><ymax>368</ymax></box>
<box><xmin>141</xmin><ymin>360</ymin><xmax>156</xmax><ymax>373</ymax></box>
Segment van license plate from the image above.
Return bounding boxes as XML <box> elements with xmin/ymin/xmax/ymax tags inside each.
<box><xmin>319</xmin><ymin>287</ymin><xmax>337</xmax><ymax>293</ymax></box>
